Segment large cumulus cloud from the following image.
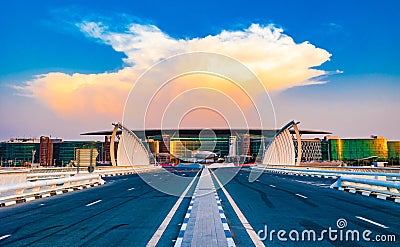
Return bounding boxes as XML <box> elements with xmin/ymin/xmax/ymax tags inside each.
<box><xmin>17</xmin><ymin>22</ymin><xmax>333</xmax><ymax>123</ymax></box>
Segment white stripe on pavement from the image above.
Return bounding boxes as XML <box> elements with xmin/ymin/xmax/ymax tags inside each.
<box><xmin>0</xmin><ymin>235</ymin><xmax>11</xmax><ymax>241</ymax></box>
<box><xmin>295</xmin><ymin>194</ymin><xmax>307</xmax><ymax>199</ymax></box>
<box><xmin>86</xmin><ymin>200</ymin><xmax>102</xmax><ymax>207</ymax></box>
<box><xmin>211</xmin><ymin>170</ymin><xmax>265</xmax><ymax>247</ymax></box>
<box><xmin>147</xmin><ymin>170</ymin><xmax>200</xmax><ymax>247</ymax></box>
<box><xmin>356</xmin><ymin>216</ymin><xmax>389</xmax><ymax>229</ymax></box>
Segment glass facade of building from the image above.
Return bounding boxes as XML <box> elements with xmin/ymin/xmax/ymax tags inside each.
<box><xmin>0</xmin><ymin>140</ymin><xmax>104</xmax><ymax>167</ymax></box>
<box><xmin>165</xmin><ymin>136</ymin><xmax>397</xmax><ymax>163</ymax></box>
<box><xmin>328</xmin><ymin>137</ymin><xmax>388</xmax><ymax>161</ymax></box>
<box><xmin>170</xmin><ymin>137</ymin><xmax>230</xmax><ymax>159</ymax></box>
<box><xmin>321</xmin><ymin>140</ymin><xmax>329</xmax><ymax>161</ymax></box>
<box><xmin>55</xmin><ymin>141</ymin><xmax>103</xmax><ymax>166</ymax></box>
<box><xmin>0</xmin><ymin>142</ymin><xmax>40</xmax><ymax>166</ymax></box>
<box><xmin>250</xmin><ymin>137</ymin><xmax>264</xmax><ymax>162</ymax></box>
<box><xmin>149</xmin><ymin>135</ymin><xmax>265</xmax><ymax>161</ymax></box>
<box><xmin>2</xmin><ymin>133</ymin><xmax>398</xmax><ymax>166</ymax></box>
<box><xmin>388</xmin><ymin>141</ymin><xmax>400</xmax><ymax>159</ymax></box>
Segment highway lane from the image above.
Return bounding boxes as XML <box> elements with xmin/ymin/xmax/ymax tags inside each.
<box><xmin>2</xmin><ymin>167</ymin><xmax>398</xmax><ymax>246</ymax></box>
<box><xmin>0</xmin><ymin>168</ymin><xmax>199</xmax><ymax>246</ymax></box>
<box><xmin>212</xmin><ymin>168</ymin><xmax>400</xmax><ymax>247</ymax></box>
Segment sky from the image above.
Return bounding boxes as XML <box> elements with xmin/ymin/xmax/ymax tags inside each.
<box><xmin>0</xmin><ymin>0</ymin><xmax>399</xmax><ymax>140</ymax></box>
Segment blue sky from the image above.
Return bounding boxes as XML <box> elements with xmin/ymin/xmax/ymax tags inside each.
<box><xmin>0</xmin><ymin>0</ymin><xmax>399</xmax><ymax>140</ymax></box>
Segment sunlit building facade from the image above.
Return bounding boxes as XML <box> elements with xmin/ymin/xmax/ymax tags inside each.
<box><xmin>388</xmin><ymin>141</ymin><xmax>400</xmax><ymax>159</ymax></box>
<box><xmin>144</xmin><ymin>133</ymin><xmax>267</xmax><ymax>163</ymax></box>
<box><xmin>326</xmin><ymin>136</ymin><xmax>388</xmax><ymax>161</ymax></box>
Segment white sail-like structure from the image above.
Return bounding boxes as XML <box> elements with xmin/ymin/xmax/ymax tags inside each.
<box><xmin>263</xmin><ymin>120</ymin><xmax>302</xmax><ymax>166</ymax></box>
<box><xmin>110</xmin><ymin>123</ymin><xmax>150</xmax><ymax>166</ymax></box>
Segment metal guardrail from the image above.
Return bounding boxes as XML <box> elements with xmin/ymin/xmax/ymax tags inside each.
<box><xmin>29</xmin><ymin>167</ymin><xmax>87</xmax><ymax>173</ymax></box>
<box><xmin>331</xmin><ymin>177</ymin><xmax>400</xmax><ymax>198</ymax></box>
<box><xmin>252</xmin><ymin>166</ymin><xmax>400</xmax><ymax>201</ymax></box>
<box><xmin>24</xmin><ymin>166</ymin><xmax>160</xmax><ymax>180</ymax></box>
<box><xmin>253</xmin><ymin>166</ymin><xmax>400</xmax><ymax>178</ymax></box>
<box><xmin>259</xmin><ymin>165</ymin><xmax>400</xmax><ymax>173</ymax></box>
<box><xmin>0</xmin><ymin>166</ymin><xmax>160</xmax><ymax>207</ymax></box>
<box><xmin>0</xmin><ymin>174</ymin><xmax>102</xmax><ymax>194</ymax></box>
<box><xmin>27</xmin><ymin>171</ymin><xmax>77</xmax><ymax>181</ymax></box>
<box><xmin>95</xmin><ymin>167</ymin><xmax>160</xmax><ymax>177</ymax></box>
<box><xmin>334</xmin><ymin>176</ymin><xmax>400</xmax><ymax>189</ymax></box>
<box><xmin>0</xmin><ymin>174</ymin><xmax>105</xmax><ymax>207</ymax></box>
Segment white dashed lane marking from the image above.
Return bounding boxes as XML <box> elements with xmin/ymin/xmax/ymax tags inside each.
<box><xmin>0</xmin><ymin>235</ymin><xmax>11</xmax><ymax>241</ymax></box>
<box><xmin>294</xmin><ymin>180</ymin><xmax>331</xmax><ymax>188</ymax></box>
<box><xmin>356</xmin><ymin>216</ymin><xmax>389</xmax><ymax>229</ymax></box>
<box><xmin>86</xmin><ymin>200</ymin><xmax>102</xmax><ymax>207</ymax></box>
<box><xmin>295</xmin><ymin>194</ymin><xmax>308</xmax><ymax>199</ymax></box>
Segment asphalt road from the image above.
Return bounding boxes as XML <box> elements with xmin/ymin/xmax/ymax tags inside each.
<box><xmin>212</xmin><ymin>168</ymin><xmax>400</xmax><ymax>247</ymax></box>
<box><xmin>1</xmin><ymin>167</ymin><xmax>399</xmax><ymax>247</ymax></box>
<box><xmin>0</xmin><ymin>168</ymin><xmax>199</xmax><ymax>247</ymax></box>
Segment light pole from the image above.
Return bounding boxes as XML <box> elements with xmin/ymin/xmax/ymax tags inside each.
<box><xmin>31</xmin><ymin>150</ymin><xmax>36</xmax><ymax>171</ymax></box>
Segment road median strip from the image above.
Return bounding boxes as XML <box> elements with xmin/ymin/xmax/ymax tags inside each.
<box><xmin>174</xmin><ymin>168</ymin><xmax>235</xmax><ymax>247</ymax></box>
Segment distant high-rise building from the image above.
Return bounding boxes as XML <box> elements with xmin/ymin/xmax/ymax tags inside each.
<box><xmin>228</xmin><ymin>136</ymin><xmax>237</xmax><ymax>157</ymax></box>
<box><xmin>241</xmin><ymin>134</ymin><xmax>251</xmax><ymax>156</ymax></box>
<box><xmin>160</xmin><ymin>134</ymin><xmax>170</xmax><ymax>154</ymax></box>
<box><xmin>39</xmin><ymin>136</ymin><xmax>62</xmax><ymax>166</ymax></box>
<box><xmin>103</xmin><ymin>136</ymin><xmax>111</xmax><ymax>162</ymax></box>
<box><xmin>39</xmin><ymin>136</ymin><xmax>52</xmax><ymax>166</ymax></box>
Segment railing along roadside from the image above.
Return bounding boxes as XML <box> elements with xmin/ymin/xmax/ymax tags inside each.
<box><xmin>252</xmin><ymin>166</ymin><xmax>400</xmax><ymax>201</ymax></box>
<box><xmin>0</xmin><ymin>174</ymin><xmax>105</xmax><ymax>207</ymax></box>
<box><xmin>330</xmin><ymin>177</ymin><xmax>400</xmax><ymax>202</ymax></box>
<box><xmin>25</xmin><ymin>165</ymin><xmax>160</xmax><ymax>180</ymax></box>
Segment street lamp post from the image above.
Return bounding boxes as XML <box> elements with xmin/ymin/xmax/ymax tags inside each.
<box><xmin>31</xmin><ymin>150</ymin><xmax>36</xmax><ymax>171</ymax></box>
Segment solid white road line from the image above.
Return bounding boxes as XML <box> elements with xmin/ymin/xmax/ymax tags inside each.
<box><xmin>356</xmin><ymin>216</ymin><xmax>389</xmax><ymax>229</ymax></box>
<box><xmin>128</xmin><ymin>187</ymin><xmax>135</xmax><ymax>191</ymax></box>
<box><xmin>147</xmin><ymin>170</ymin><xmax>200</xmax><ymax>247</ymax></box>
<box><xmin>295</xmin><ymin>194</ymin><xmax>307</xmax><ymax>199</ymax></box>
<box><xmin>86</xmin><ymin>200</ymin><xmax>102</xmax><ymax>207</ymax></box>
<box><xmin>269</xmin><ymin>185</ymin><xmax>276</xmax><ymax>188</ymax></box>
<box><xmin>0</xmin><ymin>235</ymin><xmax>11</xmax><ymax>241</ymax></box>
<box><xmin>212</xmin><ymin>171</ymin><xmax>265</xmax><ymax>247</ymax></box>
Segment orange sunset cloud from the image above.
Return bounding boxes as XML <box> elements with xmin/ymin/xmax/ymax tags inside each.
<box><xmin>17</xmin><ymin>23</ymin><xmax>333</xmax><ymax>127</ymax></box>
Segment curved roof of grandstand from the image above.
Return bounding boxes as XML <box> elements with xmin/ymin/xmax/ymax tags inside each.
<box><xmin>81</xmin><ymin>128</ymin><xmax>331</xmax><ymax>137</ymax></box>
